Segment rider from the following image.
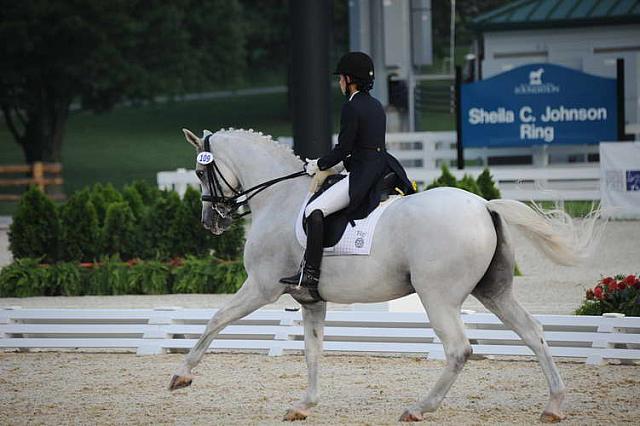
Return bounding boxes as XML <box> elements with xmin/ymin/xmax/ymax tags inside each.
<box><xmin>280</xmin><ymin>51</ymin><xmax>415</xmax><ymax>290</ymax></box>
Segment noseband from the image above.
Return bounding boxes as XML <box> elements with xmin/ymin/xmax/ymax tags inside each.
<box><xmin>199</xmin><ymin>134</ymin><xmax>306</xmax><ymax>219</ymax></box>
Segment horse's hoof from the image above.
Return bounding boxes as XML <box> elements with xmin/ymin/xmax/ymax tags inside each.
<box><xmin>168</xmin><ymin>374</ymin><xmax>194</xmax><ymax>391</ymax></box>
<box><xmin>283</xmin><ymin>408</ymin><xmax>309</xmax><ymax>421</ymax></box>
<box><xmin>540</xmin><ymin>411</ymin><xmax>565</xmax><ymax>423</ymax></box>
<box><xmin>399</xmin><ymin>410</ymin><xmax>424</xmax><ymax>422</ymax></box>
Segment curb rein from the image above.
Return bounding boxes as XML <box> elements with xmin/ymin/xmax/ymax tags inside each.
<box><xmin>200</xmin><ymin>134</ymin><xmax>306</xmax><ymax>220</ymax></box>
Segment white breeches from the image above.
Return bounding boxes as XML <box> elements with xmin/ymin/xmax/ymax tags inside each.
<box><xmin>305</xmin><ymin>174</ymin><xmax>350</xmax><ymax>218</ymax></box>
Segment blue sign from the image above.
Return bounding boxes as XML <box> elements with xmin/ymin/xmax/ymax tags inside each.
<box><xmin>461</xmin><ymin>63</ymin><xmax>617</xmax><ymax>147</ymax></box>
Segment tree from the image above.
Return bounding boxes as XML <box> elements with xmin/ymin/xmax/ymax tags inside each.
<box><xmin>0</xmin><ymin>0</ymin><xmax>245</xmax><ymax>164</ymax></box>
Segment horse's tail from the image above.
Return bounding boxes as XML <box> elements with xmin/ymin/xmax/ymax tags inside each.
<box><xmin>485</xmin><ymin>199</ymin><xmax>606</xmax><ymax>266</ymax></box>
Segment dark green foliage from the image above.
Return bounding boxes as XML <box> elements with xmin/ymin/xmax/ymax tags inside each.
<box><xmin>141</xmin><ymin>190</ymin><xmax>183</xmax><ymax>259</ymax></box>
<box><xmin>101</xmin><ymin>202</ymin><xmax>137</xmax><ymax>260</ymax></box>
<box><xmin>211</xmin><ymin>220</ymin><xmax>246</xmax><ymax>260</ymax></box>
<box><xmin>172</xmin><ymin>257</ymin><xmax>245</xmax><ymax>293</ymax></box>
<box><xmin>128</xmin><ymin>260</ymin><xmax>170</xmax><ymax>294</ymax></box>
<box><xmin>50</xmin><ymin>262</ymin><xmax>83</xmax><ymax>296</ymax></box>
<box><xmin>457</xmin><ymin>174</ymin><xmax>481</xmax><ymax>196</ymax></box>
<box><xmin>121</xmin><ymin>184</ymin><xmax>145</xmax><ymax>220</ymax></box>
<box><xmin>9</xmin><ymin>186</ymin><xmax>60</xmax><ymax>263</ymax></box>
<box><xmin>425</xmin><ymin>166</ymin><xmax>501</xmax><ymax>202</ymax></box>
<box><xmin>426</xmin><ymin>164</ymin><xmax>457</xmax><ymax>189</ymax></box>
<box><xmin>477</xmin><ymin>168</ymin><xmax>501</xmax><ymax>200</ymax></box>
<box><xmin>174</xmin><ymin>186</ymin><xmax>212</xmax><ymax>257</ymax></box>
<box><xmin>85</xmin><ymin>256</ymin><xmax>127</xmax><ymax>295</ymax></box>
<box><xmin>0</xmin><ymin>258</ymin><xmax>47</xmax><ymax>297</ymax></box>
<box><xmin>59</xmin><ymin>191</ymin><xmax>99</xmax><ymax>262</ymax></box>
<box><xmin>90</xmin><ymin>183</ymin><xmax>124</xmax><ymax>226</ymax></box>
<box><xmin>129</xmin><ymin>180</ymin><xmax>162</xmax><ymax>206</ymax></box>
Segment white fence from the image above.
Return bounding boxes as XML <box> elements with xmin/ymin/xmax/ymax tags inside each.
<box><xmin>160</xmin><ymin>132</ymin><xmax>603</xmax><ymax>202</ymax></box>
<box><xmin>2</xmin><ymin>308</ymin><xmax>639</xmax><ymax>365</ymax></box>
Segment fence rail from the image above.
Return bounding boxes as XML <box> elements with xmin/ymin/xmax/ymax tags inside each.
<box><xmin>2</xmin><ymin>308</ymin><xmax>638</xmax><ymax>364</ymax></box>
<box><xmin>0</xmin><ymin>162</ymin><xmax>65</xmax><ymax>201</ymax></box>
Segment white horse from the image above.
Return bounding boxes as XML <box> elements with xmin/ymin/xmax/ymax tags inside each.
<box><xmin>169</xmin><ymin>128</ymin><xmax>602</xmax><ymax>422</ymax></box>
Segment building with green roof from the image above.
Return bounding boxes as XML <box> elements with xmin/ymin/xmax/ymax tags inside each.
<box><xmin>470</xmin><ymin>0</ymin><xmax>640</xmax><ymax>128</ymax></box>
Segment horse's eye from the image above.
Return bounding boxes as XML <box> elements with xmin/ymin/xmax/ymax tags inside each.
<box><xmin>196</xmin><ymin>170</ymin><xmax>205</xmax><ymax>179</ymax></box>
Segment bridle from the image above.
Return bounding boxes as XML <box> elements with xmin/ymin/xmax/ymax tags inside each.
<box><xmin>199</xmin><ymin>134</ymin><xmax>307</xmax><ymax>220</ymax></box>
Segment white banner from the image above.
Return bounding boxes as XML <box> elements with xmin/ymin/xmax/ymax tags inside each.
<box><xmin>600</xmin><ymin>142</ymin><xmax>640</xmax><ymax>219</ymax></box>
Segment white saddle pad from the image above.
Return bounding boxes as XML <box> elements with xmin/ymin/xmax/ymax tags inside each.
<box><xmin>295</xmin><ymin>193</ymin><xmax>400</xmax><ymax>256</ymax></box>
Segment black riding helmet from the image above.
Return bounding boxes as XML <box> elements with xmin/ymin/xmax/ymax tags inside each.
<box><xmin>334</xmin><ymin>52</ymin><xmax>374</xmax><ymax>91</ymax></box>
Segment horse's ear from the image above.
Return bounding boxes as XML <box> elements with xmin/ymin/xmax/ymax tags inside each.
<box><xmin>182</xmin><ymin>128</ymin><xmax>202</xmax><ymax>150</ymax></box>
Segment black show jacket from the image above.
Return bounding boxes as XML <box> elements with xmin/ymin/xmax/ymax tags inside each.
<box><xmin>317</xmin><ymin>91</ymin><xmax>415</xmax><ymax>221</ymax></box>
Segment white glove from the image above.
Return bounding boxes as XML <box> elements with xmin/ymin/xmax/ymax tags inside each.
<box><xmin>304</xmin><ymin>158</ymin><xmax>320</xmax><ymax>176</ymax></box>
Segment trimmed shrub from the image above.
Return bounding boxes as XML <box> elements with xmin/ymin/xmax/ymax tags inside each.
<box><xmin>90</xmin><ymin>183</ymin><xmax>124</xmax><ymax>226</ymax></box>
<box><xmin>426</xmin><ymin>164</ymin><xmax>457</xmax><ymax>189</ymax></box>
<box><xmin>59</xmin><ymin>191</ymin><xmax>99</xmax><ymax>262</ymax></box>
<box><xmin>121</xmin><ymin>184</ymin><xmax>145</xmax><ymax>220</ymax></box>
<box><xmin>457</xmin><ymin>174</ymin><xmax>481</xmax><ymax>196</ymax></box>
<box><xmin>211</xmin><ymin>220</ymin><xmax>246</xmax><ymax>260</ymax></box>
<box><xmin>102</xmin><ymin>202</ymin><xmax>137</xmax><ymax>260</ymax></box>
<box><xmin>130</xmin><ymin>179</ymin><xmax>162</xmax><ymax>206</ymax></box>
<box><xmin>425</xmin><ymin>166</ymin><xmax>501</xmax><ymax>202</ymax></box>
<box><xmin>141</xmin><ymin>190</ymin><xmax>183</xmax><ymax>259</ymax></box>
<box><xmin>169</xmin><ymin>187</ymin><xmax>209</xmax><ymax>258</ymax></box>
<box><xmin>9</xmin><ymin>186</ymin><xmax>60</xmax><ymax>263</ymax></box>
<box><xmin>477</xmin><ymin>168</ymin><xmax>501</xmax><ymax>200</ymax></box>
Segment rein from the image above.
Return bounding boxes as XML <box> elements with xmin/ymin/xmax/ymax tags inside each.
<box><xmin>200</xmin><ymin>134</ymin><xmax>307</xmax><ymax>219</ymax></box>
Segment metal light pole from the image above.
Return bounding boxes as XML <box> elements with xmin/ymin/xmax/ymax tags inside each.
<box><xmin>290</xmin><ymin>0</ymin><xmax>332</xmax><ymax>159</ymax></box>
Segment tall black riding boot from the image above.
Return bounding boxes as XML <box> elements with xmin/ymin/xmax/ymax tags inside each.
<box><xmin>279</xmin><ymin>209</ymin><xmax>324</xmax><ymax>288</ymax></box>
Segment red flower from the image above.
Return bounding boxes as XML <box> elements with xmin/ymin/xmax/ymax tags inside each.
<box><xmin>593</xmin><ymin>286</ymin><xmax>604</xmax><ymax>300</ymax></box>
<box><xmin>623</xmin><ymin>275</ymin><xmax>637</xmax><ymax>286</ymax></box>
<box><xmin>602</xmin><ymin>277</ymin><xmax>615</xmax><ymax>286</ymax></box>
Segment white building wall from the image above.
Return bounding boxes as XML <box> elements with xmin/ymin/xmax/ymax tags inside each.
<box><xmin>481</xmin><ymin>24</ymin><xmax>640</xmax><ymax>126</ymax></box>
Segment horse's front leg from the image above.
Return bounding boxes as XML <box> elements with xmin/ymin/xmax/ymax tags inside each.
<box><xmin>284</xmin><ymin>301</ymin><xmax>327</xmax><ymax>421</ymax></box>
<box><xmin>169</xmin><ymin>276</ymin><xmax>280</xmax><ymax>390</ymax></box>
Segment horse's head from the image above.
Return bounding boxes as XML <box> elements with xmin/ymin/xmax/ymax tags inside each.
<box><xmin>182</xmin><ymin>128</ymin><xmax>240</xmax><ymax>235</ymax></box>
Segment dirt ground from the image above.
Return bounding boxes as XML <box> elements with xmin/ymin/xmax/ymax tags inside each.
<box><xmin>1</xmin><ymin>352</ymin><xmax>638</xmax><ymax>425</ymax></box>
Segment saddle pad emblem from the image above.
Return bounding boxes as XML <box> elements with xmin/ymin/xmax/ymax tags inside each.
<box><xmin>295</xmin><ymin>194</ymin><xmax>399</xmax><ymax>256</ymax></box>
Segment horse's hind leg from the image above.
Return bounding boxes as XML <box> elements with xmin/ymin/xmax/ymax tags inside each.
<box><xmin>169</xmin><ymin>276</ymin><xmax>279</xmax><ymax>391</ymax></box>
<box><xmin>400</xmin><ymin>300</ymin><xmax>472</xmax><ymax>421</ymax></box>
<box><xmin>284</xmin><ymin>301</ymin><xmax>327</xmax><ymax>421</ymax></box>
<box><xmin>472</xmin><ymin>213</ymin><xmax>566</xmax><ymax>422</ymax></box>
<box><xmin>474</xmin><ymin>288</ymin><xmax>566</xmax><ymax>422</ymax></box>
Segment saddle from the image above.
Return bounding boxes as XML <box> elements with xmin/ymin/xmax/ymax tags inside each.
<box><xmin>302</xmin><ymin>172</ymin><xmax>401</xmax><ymax>247</ymax></box>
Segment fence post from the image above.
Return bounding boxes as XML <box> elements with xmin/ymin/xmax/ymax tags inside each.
<box><xmin>136</xmin><ymin>307</ymin><xmax>181</xmax><ymax>356</ymax></box>
<box><xmin>32</xmin><ymin>162</ymin><xmax>44</xmax><ymax>192</ymax></box>
<box><xmin>588</xmin><ymin>312</ymin><xmax>625</xmax><ymax>365</ymax></box>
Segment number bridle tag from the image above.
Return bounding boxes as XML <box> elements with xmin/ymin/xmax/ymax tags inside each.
<box><xmin>197</xmin><ymin>151</ymin><xmax>214</xmax><ymax>165</ymax></box>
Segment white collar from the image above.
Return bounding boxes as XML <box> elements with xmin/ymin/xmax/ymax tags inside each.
<box><xmin>348</xmin><ymin>90</ymin><xmax>360</xmax><ymax>102</ymax></box>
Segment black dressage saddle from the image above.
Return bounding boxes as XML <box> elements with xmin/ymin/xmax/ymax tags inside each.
<box><xmin>302</xmin><ymin>172</ymin><xmax>400</xmax><ymax>247</ymax></box>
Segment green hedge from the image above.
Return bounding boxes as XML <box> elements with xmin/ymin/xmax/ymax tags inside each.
<box><xmin>8</xmin><ymin>182</ymin><xmax>245</xmax><ymax>263</ymax></box>
<box><xmin>0</xmin><ymin>257</ymin><xmax>246</xmax><ymax>297</ymax></box>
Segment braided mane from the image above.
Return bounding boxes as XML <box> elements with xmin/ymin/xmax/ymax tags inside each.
<box><xmin>213</xmin><ymin>128</ymin><xmax>303</xmax><ymax>167</ymax></box>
